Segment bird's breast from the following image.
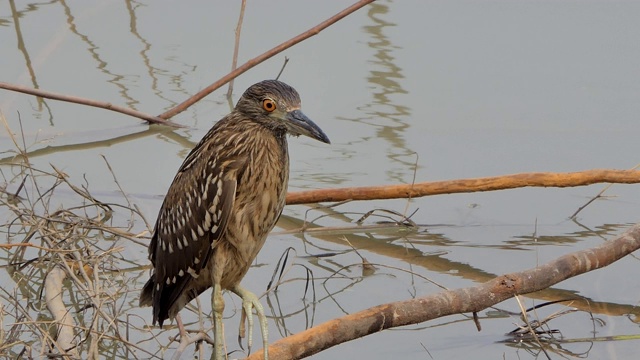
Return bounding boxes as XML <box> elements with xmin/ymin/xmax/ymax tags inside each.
<box><xmin>213</xmin><ymin>131</ymin><xmax>289</xmax><ymax>286</ymax></box>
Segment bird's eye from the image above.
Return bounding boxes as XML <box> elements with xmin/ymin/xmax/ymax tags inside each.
<box><xmin>262</xmin><ymin>99</ymin><xmax>276</xmax><ymax>112</ymax></box>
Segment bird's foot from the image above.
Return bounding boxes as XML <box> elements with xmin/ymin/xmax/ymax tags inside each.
<box><xmin>171</xmin><ymin>314</ymin><xmax>215</xmax><ymax>360</ymax></box>
<box><xmin>232</xmin><ymin>285</ymin><xmax>269</xmax><ymax>360</ymax></box>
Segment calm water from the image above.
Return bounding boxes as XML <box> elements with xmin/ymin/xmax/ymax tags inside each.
<box><xmin>1</xmin><ymin>1</ymin><xmax>640</xmax><ymax>359</ymax></box>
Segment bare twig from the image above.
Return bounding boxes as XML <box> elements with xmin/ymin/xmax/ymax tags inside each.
<box><xmin>159</xmin><ymin>0</ymin><xmax>375</xmax><ymax>120</ymax></box>
<box><xmin>0</xmin><ymin>82</ymin><xmax>184</xmax><ymax>128</ymax></box>
<box><xmin>275</xmin><ymin>57</ymin><xmax>290</xmax><ymax>81</ymax></box>
<box><xmin>514</xmin><ymin>295</ymin><xmax>551</xmax><ymax>359</ymax></box>
<box><xmin>286</xmin><ymin>169</ymin><xmax>640</xmax><ymax>205</ymax></box>
<box><xmin>227</xmin><ymin>0</ymin><xmax>247</xmax><ymax>99</ymax></box>
<box><xmin>570</xmin><ymin>163</ymin><xmax>640</xmax><ymax>219</ymax></box>
<box><xmin>569</xmin><ymin>183</ymin><xmax>614</xmax><ymax>220</ymax></box>
<box><xmin>1</xmin><ymin>118</ymin><xmax>154</xmax><ymax>359</ymax></box>
<box><xmin>0</xmin><ymin>243</ymin><xmax>81</xmax><ymax>253</ymax></box>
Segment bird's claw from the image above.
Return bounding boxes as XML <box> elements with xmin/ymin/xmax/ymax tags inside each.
<box><xmin>237</xmin><ymin>298</ymin><xmax>255</xmax><ymax>352</ymax></box>
<box><xmin>232</xmin><ymin>286</ymin><xmax>269</xmax><ymax>360</ymax></box>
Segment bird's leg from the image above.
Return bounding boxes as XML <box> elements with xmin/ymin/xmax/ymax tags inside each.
<box><xmin>195</xmin><ymin>296</ymin><xmax>207</xmax><ymax>359</ymax></box>
<box><xmin>172</xmin><ymin>314</ymin><xmax>215</xmax><ymax>360</ymax></box>
<box><xmin>212</xmin><ymin>282</ymin><xmax>226</xmax><ymax>360</ymax></box>
<box><xmin>231</xmin><ymin>285</ymin><xmax>269</xmax><ymax>360</ymax></box>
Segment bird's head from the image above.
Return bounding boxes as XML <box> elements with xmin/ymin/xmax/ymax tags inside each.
<box><xmin>235</xmin><ymin>80</ymin><xmax>330</xmax><ymax>144</ymax></box>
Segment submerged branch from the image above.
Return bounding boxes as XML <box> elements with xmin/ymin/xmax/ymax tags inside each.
<box><xmin>286</xmin><ymin>169</ymin><xmax>640</xmax><ymax>205</ymax></box>
<box><xmin>247</xmin><ymin>223</ymin><xmax>640</xmax><ymax>359</ymax></box>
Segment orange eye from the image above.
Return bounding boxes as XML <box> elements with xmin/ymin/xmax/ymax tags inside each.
<box><xmin>262</xmin><ymin>99</ymin><xmax>276</xmax><ymax>112</ymax></box>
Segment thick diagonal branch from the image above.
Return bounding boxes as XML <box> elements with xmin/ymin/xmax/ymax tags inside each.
<box><xmin>247</xmin><ymin>223</ymin><xmax>640</xmax><ymax>359</ymax></box>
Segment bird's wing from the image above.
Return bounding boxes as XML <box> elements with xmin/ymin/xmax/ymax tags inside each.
<box><xmin>147</xmin><ymin>139</ymin><xmax>246</xmax><ymax>325</ymax></box>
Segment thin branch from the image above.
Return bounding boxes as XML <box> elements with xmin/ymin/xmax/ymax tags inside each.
<box><xmin>0</xmin><ymin>242</ymin><xmax>77</xmax><ymax>252</ymax></box>
<box><xmin>0</xmin><ymin>81</ymin><xmax>184</xmax><ymax>128</ymax></box>
<box><xmin>247</xmin><ymin>223</ymin><xmax>640</xmax><ymax>359</ymax></box>
<box><xmin>286</xmin><ymin>169</ymin><xmax>640</xmax><ymax>205</ymax></box>
<box><xmin>227</xmin><ymin>0</ymin><xmax>247</xmax><ymax>99</ymax></box>
<box><xmin>570</xmin><ymin>163</ymin><xmax>640</xmax><ymax>219</ymax></box>
<box><xmin>158</xmin><ymin>0</ymin><xmax>376</xmax><ymax>120</ymax></box>
<box><xmin>275</xmin><ymin>57</ymin><xmax>290</xmax><ymax>81</ymax></box>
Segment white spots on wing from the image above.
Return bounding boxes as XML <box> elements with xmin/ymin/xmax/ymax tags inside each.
<box><xmin>187</xmin><ymin>267</ymin><xmax>199</xmax><ymax>278</ymax></box>
<box><xmin>191</xmin><ymin>229</ymin><xmax>198</xmax><ymax>242</ymax></box>
<box><xmin>156</xmin><ymin>284</ymin><xmax>160</xmax><ymax>291</ymax></box>
<box><xmin>211</xmin><ymin>225</ymin><xmax>219</xmax><ymax>234</ymax></box>
<box><xmin>194</xmin><ymin>257</ymin><xmax>200</xmax><ymax>265</ymax></box>
<box><xmin>161</xmin><ymin>240</ymin><xmax>166</xmax><ymax>252</ymax></box>
<box><xmin>165</xmin><ymin>277</ymin><xmax>171</xmax><ymax>285</ymax></box>
<box><xmin>176</xmin><ymin>237</ymin><xmax>183</xmax><ymax>250</ymax></box>
<box><xmin>168</xmin><ymin>241</ymin><xmax>174</xmax><ymax>254</ymax></box>
<box><xmin>182</xmin><ymin>236</ymin><xmax>189</xmax><ymax>248</ymax></box>
<box><xmin>203</xmin><ymin>175</ymin><xmax>212</xmax><ymax>200</ymax></box>
<box><xmin>172</xmin><ymin>276</ymin><xmax>177</xmax><ymax>284</ymax></box>
<box><xmin>178</xmin><ymin>269</ymin><xmax>184</xmax><ymax>277</ymax></box>
<box><xmin>197</xmin><ymin>225</ymin><xmax>205</xmax><ymax>237</ymax></box>
<box><xmin>204</xmin><ymin>211</ymin><xmax>212</xmax><ymax>231</ymax></box>
<box><xmin>212</xmin><ymin>197</ymin><xmax>220</xmax><ymax>215</ymax></box>
<box><xmin>176</xmin><ymin>205</ymin><xmax>184</xmax><ymax>222</ymax></box>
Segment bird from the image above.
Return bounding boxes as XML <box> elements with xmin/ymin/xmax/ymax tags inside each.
<box><xmin>139</xmin><ymin>79</ymin><xmax>330</xmax><ymax>360</ymax></box>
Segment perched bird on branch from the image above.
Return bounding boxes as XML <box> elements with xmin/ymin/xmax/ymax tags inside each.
<box><xmin>139</xmin><ymin>80</ymin><xmax>330</xmax><ymax>359</ymax></box>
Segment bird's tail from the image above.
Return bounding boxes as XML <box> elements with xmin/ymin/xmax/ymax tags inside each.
<box><xmin>139</xmin><ymin>277</ymin><xmax>154</xmax><ymax>308</ymax></box>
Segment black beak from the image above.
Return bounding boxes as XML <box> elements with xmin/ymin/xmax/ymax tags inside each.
<box><xmin>285</xmin><ymin>110</ymin><xmax>330</xmax><ymax>144</ymax></box>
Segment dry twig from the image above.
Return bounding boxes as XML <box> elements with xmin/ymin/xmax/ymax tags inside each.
<box><xmin>0</xmin><ymin>82</ymin><xmax>183</xmax><ymax>128</ymax></box>
<box><xmin>226</xmin><ymin>0</ymin><xmax>247</xmax><ymax>99</ymax></box>
<box><xmin>570</xmin><ymin>163</ymin><xmax>640</xmax><ymax>219</ymax></box>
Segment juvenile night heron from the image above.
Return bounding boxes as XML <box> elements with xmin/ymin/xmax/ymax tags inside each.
<box><xmin>139</xmin><ymin>80</ymin><xmax>330</xmax><ymax>359</ymax></box>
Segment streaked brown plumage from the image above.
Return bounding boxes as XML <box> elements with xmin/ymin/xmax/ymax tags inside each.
<box><xmin>139</xmin><ymin>80</ymin><xmax>329</xmax><ymax>359</ymax></box>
